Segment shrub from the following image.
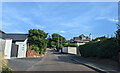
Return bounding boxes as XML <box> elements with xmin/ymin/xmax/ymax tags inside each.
<box><xmin>32</xmin><ymin>45</ymin><xmax>40</xmax><ymax>53</ymax></box>
<box><xmin>28</xmin><ymin>29</ymin><xmax>48</xmax><ymax>55</ymax></box>
<box><xmin>78</xmin><ymin>38</ymin><xmax>120</xmax><ymax>61</ymax></box>
<box><xmin>0</xmin><ymin>54</ymin><xmax>13</xmax><ymax>73</ymax></box>
<box><xmin>2</xmin><ymin>65</ymin><xmax>13</xmax><ymax>73</ymax></box>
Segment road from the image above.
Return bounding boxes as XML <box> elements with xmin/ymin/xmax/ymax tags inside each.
<box><xmin>7</xmin><ymin>57</ymin><xmax>43</xmax><ymax>71</ymax></box>
<box><xmin>26</xmin><ymin>49</ymin><xmax>95</xmax><ymax>71</ymax></box>
<box><xmin>7</xmin><ymin>48</ymin><xmax>120</xmax><ymax>72</ymax></box>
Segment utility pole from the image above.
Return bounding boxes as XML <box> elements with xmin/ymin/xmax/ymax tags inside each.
<box><xmin>58</xmin><ymin>35</ymin><xmax>59</xmax><ymax>47</ymax></box>
<box><xmin>107</xmin><ymin>34</ymin><xmax>109</xmax><ymax>38</ymax></box>
<box><xmin>61</xmin><ymin>37</ymin><xmax>62</xmax><ymax>47</ymax></box>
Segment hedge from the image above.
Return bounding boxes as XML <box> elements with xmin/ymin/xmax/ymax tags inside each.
<box><xmin>78</xmin><ymin>38</ymin><xmax>120</xmax><ymax>61</ymax></box>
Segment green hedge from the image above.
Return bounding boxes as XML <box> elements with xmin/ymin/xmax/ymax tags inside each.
<box><xmin>78</xmin><ymin>38</ymin><xmax>120</xmax><ymax>61</ymax></box>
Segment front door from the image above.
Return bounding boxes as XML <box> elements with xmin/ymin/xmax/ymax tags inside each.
<box><xmin>11</xmin><ymin>44</ymin><xmax>18</xmax><ymax>57</ymax></box>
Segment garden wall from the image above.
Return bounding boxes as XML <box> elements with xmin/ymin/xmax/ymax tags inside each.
<box><xmin>26</xmin><ymin>49</ymin><xmax>40</xmax><ymax>57</ymax></box>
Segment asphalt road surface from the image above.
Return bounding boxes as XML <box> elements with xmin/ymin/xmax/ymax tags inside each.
<box><xmin>7</xmin><ymin>57</ymin><xmax>43</xmax><ymax>71</ymax></box>
<box><xmin>26</xmin><ymin>49</ymin><xmax>95</xmax><ymax>71</ymax></box>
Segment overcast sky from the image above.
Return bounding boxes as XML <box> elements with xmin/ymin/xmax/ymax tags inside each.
<box><xmin>2</xmin><ymin>2</ymin><xmax>118</xmax><ymax>40</ymax></box>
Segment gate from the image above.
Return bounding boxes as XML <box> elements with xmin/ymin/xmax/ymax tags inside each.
<box><xmin>11</xmin><ymin>44</ymin><xmax>18</xmax><ymax>57</ymax></box>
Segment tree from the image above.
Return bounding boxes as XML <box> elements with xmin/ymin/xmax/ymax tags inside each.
<box><xmin>51</xmin><ymin>41</ymin><xmax>56</xmax><ymax>48</ymax></box>
<box><xmin>47</xmin><ymin>35</ymin><xmax>52</xmax><ymax>48</ymax></box>
<box><xmin>28</xmin><ymin>29</ymin><xmax>48</xmax><ymax>55</ymax></box>
<box><xmin>116</xmin><ymin>24</ymin><xmax>120</xmax><ymax>46</ymax></box>
<box><xmin>51</xmin><ymin>33</ymin><xmax>66</xmax><ymax>51</ymax></box>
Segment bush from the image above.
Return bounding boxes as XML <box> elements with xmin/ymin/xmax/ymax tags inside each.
<box><xmin>2</xmin><ymin>65</ymin><xmax>13</xmax><ymax>73</ymax></box>
<box><xmin>78</xmin><ymin>38</ymin><xmax>120</xmax><ymax>61</ymax></box>
<box><xmin>0</xmin><ymin>54</ymin><xmax>12</xmax><ymax>73</ymax></box>
<box><xmin>28</xmin><ymin>29</ymin><xmax>48</xmax><ymax>55</ymax></box>
<box><xmin>32</xmin><ymin>45</ymin><xmax>40</xmax><ymax>53</ymax></box>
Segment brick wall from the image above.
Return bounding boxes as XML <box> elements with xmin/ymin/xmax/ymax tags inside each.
<box><xmin>26</xmin><ymin>49</ymin><xmax>40</xmax><ymax>57</ymax></box>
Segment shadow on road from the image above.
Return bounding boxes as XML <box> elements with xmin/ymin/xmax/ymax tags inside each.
<box><xmin>54</xmin><ymin>55</ymin><xmax>79</xmax><ymax>64</ymax></box>
<box><xmin>51</xmin><ymin>50</ymin><xmax>112</xmax><ymax>73</ymax></box>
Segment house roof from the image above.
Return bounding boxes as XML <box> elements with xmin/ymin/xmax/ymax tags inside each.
<box><xmin>0</xmin><ymin>30</ymin><xmax>5</xmax><ymax>33</ymax></box>
<box><xmin>73</xmin><ymin>34</ymin><xmax>90</xmax><ymax>41</ymax></box>
<box><xmin>2</xmin><ymin>34</ymin><xmax>28</xmax><ymax>41</ymax></box>
<box><xmin>74</xmin><ymin>37</ymin><xmax>80</xmax><ymax>39</ymax></box>
<box><xmin>0</xmin><ymin>30</ymin><xmax>5</xmax><ymax>38</ymax></box>
<box><xmin>93</xmin><ymin>36</ymin><xmax>106</xmax><ymax>41</ymax></box>
<box><xmin>79</xmin><ymin>34</ymin><xmax>86</xmax><ymax>37</ymax></box>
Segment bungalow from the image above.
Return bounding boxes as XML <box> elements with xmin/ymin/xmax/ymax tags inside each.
<box><xmin>0</xmin><ymin>30</ymin><xmax>28</xmax><ymax>59</ymax></box>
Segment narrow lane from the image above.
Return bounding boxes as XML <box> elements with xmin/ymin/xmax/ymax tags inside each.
<box><xmin>27</xmin><ymin>49</ymin><xmax>96</xmax><ymax>71</ymax></box>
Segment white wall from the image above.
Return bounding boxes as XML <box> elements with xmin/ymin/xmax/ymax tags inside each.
<box><xmin>62</xmin><ymin>47</ymin><xmax>68</xmax><ymax>53</ymax></box>
<box><xmin>62</xmin><ymin>47</ymin><xmax>77</xmax><ymax>55</ymax></box>
<box><xmin>68</xmin><ymin>47</ymin><xmax>77</xmax><ymax>55</ymax></box>
<box><xmin>0</xmin><ymin>39</ymin><xmax>5</xmax><ymax>54</ymax></box>
<box><xmin>76</xmin><ymin>42</ymin><xmax>85</xmax><ymax>46</ymax></box>
<box><xmin>16</xmin><ymin>39</ymin><xmax>27</xmax><ymax>58</ymax></box>
<box><xmin>71</xmin><ymin>42</ymin><xmax>86</xmax><ymax>46</ymax></box>
<box><xmin>4</xmin><ymin>39</ymin><xmax>12</xmax><ymax>59</ymax></box>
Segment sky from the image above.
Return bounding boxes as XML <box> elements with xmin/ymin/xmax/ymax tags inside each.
<box><xmin>1</xmin><ymin>2</ymin><xmax>118</xmax><ymax>40</ymax></box>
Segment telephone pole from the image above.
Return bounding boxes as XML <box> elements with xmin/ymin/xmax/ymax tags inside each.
<box><xmin>61</xmin><ymin>37</ymin><xmax>62</xmax><ymax>47</ymax></box>
<box><xmin>58</xmin><ymin>35</ymin><xmax>59</xmax><ymax>48</ymax></box>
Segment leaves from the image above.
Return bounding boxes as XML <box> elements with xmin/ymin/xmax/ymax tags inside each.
<box><xmin>51</xmin><ymin>33</ymin><xmax>66</xmax><ymax>50</ymax></box>
<box><xmin>28</xmin><ymin>29</ymin><xmax>48</xmax><ymax>54</ymax></box>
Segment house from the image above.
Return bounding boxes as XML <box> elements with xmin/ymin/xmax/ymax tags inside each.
<box><xmin>70</xmin><ymin>33</ymin><xmax>92</xmax><ymax>46</ymax></box>
<box><xmin>0</xmin><ymin>30</ymin><xmax>5</xmax><ymax>54</ymax></box>
<box><xmin>93</xmin><ymin>36</ymin><xmax>106</xmax><ymax>41</ymax></box>
<box><xmin>0</xmin><ymin>30</ymin><xmax>28</xmax><ymax>59</ymax></box>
